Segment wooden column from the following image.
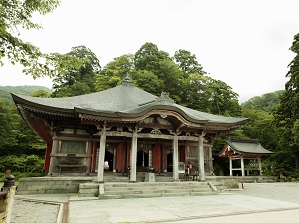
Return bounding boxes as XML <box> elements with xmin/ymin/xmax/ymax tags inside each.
<box><xmin>43</xmin><ymin>143</ymin><xmax>52</xmax><ymax>173</ymax></box>
<box><xmin>208</xmin><ymin>145</ymin><xmax>213</xmax><ymax>174</ymax></box>
<box><xmin>198</xmin><ymin>135</ymin><xmax>206</xmax><ymax>181</ymax></box>
<box><xmin>258</xmin><ymin>157</ymin><xmax>262</xmax><ymax>175</ymax></box>
<box><xmin>152</xmin><ymin>144</ymin><xmax>160</xmax><ymax>173</ymax></box>
<box><xmin>126</xmin><ymin>142</ymin><xmax>131</xmax><ymax>169</ymax></box>
<box><xmin>117</xmin><ymin>143</ymin><xmax>123</xmax><ymax>173</ymax></box>
<box><xmin>229</xmin><ymin>156</ymin><xmax>233</xmax><ymax>176</ymax></box>
<box><xmin>241</xmin><ymin>156</ymin><xmax>245</xmax><ymax>177</ymax></box>
<box><xmin>173</xmin><ymin>134</ymin><xmax>179</xmax><ymax>181</ymax></box>
<box><xmin>86</xmin><ymin>141</ymin><xmax>92</xmax><ymax>174</ymax></box>
<box><xmin>161</xmin><ymin>144</ymin><xmax>165</xmax><ymax>173</ymax></box>
<box><xmin>91</xmin><ymin>141</ymin><xmax>97</xmax><ymax>172</ymax></box>
<box><xmin>130</xmin><ymin>131</ymin><xmax>138</xmax><ymax>182</ymax></box>
<box><xmin>122</xmin><ymin>142</ymin><xmax>127</xmax><ymax>173</ymax></box>
<box><xmin>49</xmin><ymin>138</ymin><xmax>59</xmax><ymax>175</ymax></box>
<box><xmin>180</xmin><ymin>145</ymin><xmax>186</xmax><ymax>162</ymax></box>
<box><xmin>97</xmin><ymin>128</ymin><xmax>106</xmax><ymax>183</ymax></box>
<box><xmin>113</xmin><ymin>148</ymin><xmax>117</xmax><ymax>172</ymax></box>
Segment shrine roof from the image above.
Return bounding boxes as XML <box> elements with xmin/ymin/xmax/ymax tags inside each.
<box><xmin>12</xmin><ymin>80</ymin><xmax>156</xmax><ymax>113</ymax></box>
<box><xmin>11</xmin><ymin>80</ymin><xmax>247</xmax><ymax>125</ymax></box>
<box><xmin>219</xmin><ymin>138</ymin><xmax>273</xmax><ymax>157</ymax></box>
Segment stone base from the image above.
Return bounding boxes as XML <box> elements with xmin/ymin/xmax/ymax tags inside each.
<box><xmin>144</xmin><ymin>173</ymin><xmax>155</xmax><ymax>182</ymax></box>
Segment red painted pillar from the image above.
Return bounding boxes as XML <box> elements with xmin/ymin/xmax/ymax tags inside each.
<box><xmin>152</xmin><ymin>144</ymin><xmax>160</xmax><ymax>173</ymax></box>
<box><xmin>161</xmin><ymin>144</ymin><xmax>165</xmax><ymax>172</ymax></box>
<box><xmin>116</xmin><ymin>143</ymin><xmax>123</xmax><ymax>172</ymax></box>
<box><xmin>126</xmin><ymin>142</ymin><xmax>131</xmax><ymax>169</ymax></box>
<box><xmin>180</xmin><ymin>145</ymin><xmax>186</xmax><ymax>162</ymax></box>
<box><xmin>90</xmin><ymin>141</ymin><xmax>97</xmax><ymax>172</ymax></box>
<box><xmin>43</xmin><ymin>143</ymin><xmax>52</xmax><ymax>173</ymax></box>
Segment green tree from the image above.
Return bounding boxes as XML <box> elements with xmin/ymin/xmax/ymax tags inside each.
<box><xmin>209</xmin><ymin>79</ymin><xmax>241</xmax><ymax>116</ymax></box>
<box><xmin>134</xmin><ymin>42</ymin><xmax>169</xmax><ymax>72</ymax></box>
<box><xmin>242</xmin><ymin>108</ymin><xmax>279</xmax><ymax>151</ymax></box>
<box><xmin>134</xmin><ymin>42</ymin><xmax>184</xmax><ymax>102</ymax></box>
<box><xmin>101</xmin><ymin>54</ymin><xmax>134</xmax><ymax>78</ymax></box>
<box><xmin>180</xmin><ymin>73</ymin><xmax>212</xmax><ymax>110</ymax></box>
<box><xmin>242</xmin><ymin>90</ymin><xmax>283</xmax><ymax>111</ymax></box>
<box><xmin>182</xmin><ymin>74</ymin><xmax>241</xmax><ymax>116</ymax></box>
<box><xmin>95</xmin><ymin>54</ymin><xmax>133</xmax><ymax>91</ymax></box>
<box><xmin>275</xmin><ymin>33</ymin><xmax>299</xmax><ymax>169</ymax></box>
<box><xmin>130</xmin><ymin>70</ymin><xmax>162</xmax><ymax>96</ymax></box>
<box><xmin>0</xmin><ymin>99</ymin><xmax>18</xmax><ymax>150</ymax></box>
<box><xmin>0</xmin><ymin>0</ymin><xmax>60</xmax><ymax>77</ymax></box>
<box><xmin>52</xmin><ymin>45</ymin><xmax>100</xmax><ymax>97</ymax></box>
<box><xmin>0</xmin><ymin>101</ymin><xmax>45</xmax><ymax>156</ymax></box>
<box><xmin>30</xmin><ymin>89</ymin><xmax>51</xmax><ymax>98</ymax></box>
<box><xmin>97</xmin><ymin>42</ymin><xmax>241</xmax><ymax>117</ymax></box>
<box><xmin>173</xmin><ymin>49</ymin><xmax>206</xmax><ymax>77</ymax></box>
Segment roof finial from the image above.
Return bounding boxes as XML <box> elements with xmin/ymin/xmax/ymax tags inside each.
<box><xmin>121</xmin><ymin>74</ymin><xmax>134</xmax><ymax>85</ymax></box>
<box><xmin>156</xmin><ymin>92</ymin><xmax>174</xmax><ymax>103</ymax></box>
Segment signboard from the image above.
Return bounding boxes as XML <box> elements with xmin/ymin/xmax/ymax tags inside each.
<box><xmin>178</xmin><ymin>162</ymin><xmax>185</xmax><ymax>174</ymax></box>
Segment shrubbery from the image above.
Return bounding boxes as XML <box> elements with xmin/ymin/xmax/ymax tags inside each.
<box><xmin>0</xmin><ymin>155</ymin><xmax>45</xmax><ymax>181</ymax></box>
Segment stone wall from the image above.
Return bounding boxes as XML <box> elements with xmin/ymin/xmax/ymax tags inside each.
<box><xmin>16</xmin><ymin>177</ymin><xmax>93</xmax><ymax>195</ymax></box>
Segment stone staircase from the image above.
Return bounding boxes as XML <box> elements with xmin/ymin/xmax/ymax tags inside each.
<box><xmin>100</xmin><ymin>172</ymin><xmax>175</xmax><ymax>182</ymax></box>
<box><xmin>79</xmin><ymin>181</ymin><xmax>218</xmax><ymax>198</ymax></box>
<box><xmin>101</xmin><ymin>182</ymin><xmax>217</xmax><ymax>199</ymax></box>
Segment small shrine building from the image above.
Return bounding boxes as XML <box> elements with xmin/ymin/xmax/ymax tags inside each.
<box><xmin>219</xmin><ymin>138</ymin><xmax>273</xmax><ymax>176</ymax></box>
<box><xmin>12</xmin><ymin>79</ymin><xmax>247</xmax><ymax>182</ymax></box>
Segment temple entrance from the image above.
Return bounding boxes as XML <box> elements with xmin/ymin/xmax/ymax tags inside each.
<box><xmin>105</xmin><ymin>150</ymin><xmax>113</xmax><ymax>171</ymax></box>
<box><xmin>137</xmin><ymin>150</ymin><xmax>149</xmax><ymax>172</ymax></box>
<box><xmin>167</xmin><ymin>152</ymin><xmax>173</xmax><ymax>172</ymax></box>
<box><xmin>136</xmin><ymin>143</ymin><xmax>153</xmax><ymax>172</ymax></box>
<box><xmin>95</xmin><ymin>144</ymin><xmax>115</xmax><ymax>172</ymax></box>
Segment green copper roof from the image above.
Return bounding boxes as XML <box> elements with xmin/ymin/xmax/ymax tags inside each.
<box><xmin>11</xmin><ymin>80</ymin><xmax>247</xmax><ymax>125</ymax></box>
<box><xmin>226</xmin><ymin>138</ymin><xmax>272</xmax><ymax>154</ymax></box>
<box><xmin>12</xmin><ymin>80</ymin><xmax>156</xmax><ymax>113</ymax></box>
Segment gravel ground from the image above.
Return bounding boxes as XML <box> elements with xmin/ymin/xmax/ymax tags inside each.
<box><xmin>11</xmin><ymin>198</ymin><xmax>60</xmax><ymax>223</ymax></box>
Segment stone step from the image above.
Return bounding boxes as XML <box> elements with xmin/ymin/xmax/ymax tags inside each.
<box><xmin>78</xmin><ymin>181</ymin><xmax>216</xmax><ymax>198</ymax></box>
<box><xmin>103</xmin><ymin>187</ymin><xmax>212</xmax><ymax>195</ymax></box>
<box><xmin>100</xmin><ymin>181</ymin><xmax>215</xmax><ymax>199</ymax></box>
<box><xmin>104</xmin><ymin>185</ymin><xmax>212</xmax><ymax>192</ymax></box>
<box><xmin>99</xmin><ymin>191</ymin><xmax>216</xmax><ymax>199</ymax></box>
<box><xmin>104</xmin><ymin>182</ymin><xmax>208</xmax><ymax>187</ymax></box>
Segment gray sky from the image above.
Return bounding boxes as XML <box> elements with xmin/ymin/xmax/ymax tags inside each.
<box><xmin>1</xmin><ymin>0</ymin><xmax>298</xmax><ymax>102</ymax></box>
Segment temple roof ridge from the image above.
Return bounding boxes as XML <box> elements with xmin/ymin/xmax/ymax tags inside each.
<box><xmin>156</xmin><ymin>92</ymin><xmax>174</xmax><ymax>104</ymax></box>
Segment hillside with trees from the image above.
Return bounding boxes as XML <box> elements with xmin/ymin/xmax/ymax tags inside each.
<box><xmin>241</xmin><ymin>90</ymin><xmax>283</xmax><ymax>111</ymax></box>
<box><xmin>0</xmin><ymin>86</ymin><xmax>51</xmax><ymax>105</ymax></box>
<box><xmin>0</xmin><ymin>86</ymin><xmax>51</xmax><ymax>180</ymax></box>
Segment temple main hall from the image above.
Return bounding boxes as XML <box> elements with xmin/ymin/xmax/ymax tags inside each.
<box><xmin>12</xmin><ymin>79</ymin><xmax>247</xmax><ymax>182</ymax></box>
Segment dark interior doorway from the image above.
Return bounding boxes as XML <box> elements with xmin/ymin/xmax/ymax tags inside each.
<box><xmin>137</xmin><ymin>150</ymin><xmax>149</xmax><ymax>171</ymax></box>
<box><xmin>167</xmin><ymin>152</ymin><xmax>173</xmax><ymax>172</ymax></box>
<box><xmin>105</xmin><ymin>151</ymin><xmax>113</xmax><ymax>171</ymax></box>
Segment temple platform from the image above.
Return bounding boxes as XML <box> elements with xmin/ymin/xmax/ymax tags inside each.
<box><xmin>16</xmin><ymin>172</ymin><xmax>276</xmax><ymax>198</ymax></box>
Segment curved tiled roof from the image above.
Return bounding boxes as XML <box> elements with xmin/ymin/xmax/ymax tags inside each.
<box><xmin>225</xmin><ymin>138</ymin><xmax>272</xmax><ymax>155</ymax></box>
<box><xmin>12</xmin><ymin>80</ymin><xmax>156</xmax><ymax>113</ymax></box>
<box><xmin>12</xmin><ymin>80</ymin><xmax>247</xmax><ymax>125</ymax></box>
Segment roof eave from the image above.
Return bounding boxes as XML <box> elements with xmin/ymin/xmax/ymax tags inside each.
<box><xmin>76</xmin><ymin>104</ymin><xmax>247</xmax><ymax>127</ymax></box>
<box><xmin>11</xmin><ymin>93</ymin><xmax>74</xmax><ymax>115</ymax></box>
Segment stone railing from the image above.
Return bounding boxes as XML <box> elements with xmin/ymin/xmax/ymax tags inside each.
<box><xmin>0</xmin><ymin>175</ymin><xmax>16</xmax><ymax>223</ymax></box>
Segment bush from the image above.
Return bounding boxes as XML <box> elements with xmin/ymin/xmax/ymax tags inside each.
<box><xmin>0</xmin><ymin>172</ymin><xmax>46</xmax><ymax>181</ymax></box>
<box><xmin>0</xmin><ymin>155</ymin><xmax>45</xmax><ymax>181</ymax></box>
